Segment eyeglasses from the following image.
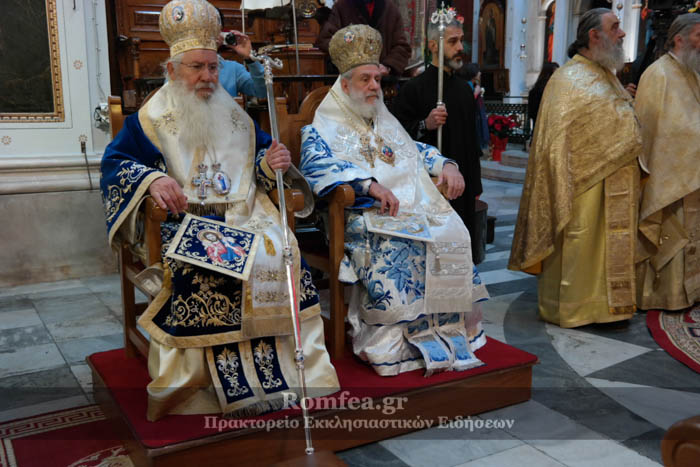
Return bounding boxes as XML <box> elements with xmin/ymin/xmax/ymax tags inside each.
<box><xmin>180</xmin><ymin>62</ymin><xmax>220</xmax><ymax>74</ymax></box>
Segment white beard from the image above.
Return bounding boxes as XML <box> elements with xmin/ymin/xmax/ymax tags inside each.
<box><xmin>168</xmin><ymin>79</ymin><xmax>236</xmax><ymax>152</ymax></box>
<box><xmin>677</xmin><ymin>44</ymin><xmax>700</xmax><ymax>74</ymax></box>
<box><xmin>347</xmin><ymin>86</ymin><xmax>382</xmax><ymax>120</ymax></box>
<box><xmin>592</xmin><ymin>34</ymin><xmax>625</xmax><ymax>71</ymax></box>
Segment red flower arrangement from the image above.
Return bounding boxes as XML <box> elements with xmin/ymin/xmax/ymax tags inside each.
<box><xmin>487</xmin><ymin>114</ymin><xmax>518</xmax><ymax>139</ymax></box>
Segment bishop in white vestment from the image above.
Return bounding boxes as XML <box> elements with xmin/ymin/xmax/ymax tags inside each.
<box><xmin>300</xmin><ymin>25</ymin><xmax>488</xmax><ymax>376</ymax></box>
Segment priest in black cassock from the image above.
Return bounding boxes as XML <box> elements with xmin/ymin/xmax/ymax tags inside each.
<box><xmin>391</xmin><ymin>14</ymin><xmax>482</xmax><ymax>251</ymax></box>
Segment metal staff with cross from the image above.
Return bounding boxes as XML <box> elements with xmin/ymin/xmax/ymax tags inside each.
<box><xmin>248</xmin><ymin>46</ymin><xmax>315</xmax><ymax>456</ymax></box>
<box><xmin>430</xmin><ymin>3</ymin><xmax>456</xmax><ymax>153</ymax></box>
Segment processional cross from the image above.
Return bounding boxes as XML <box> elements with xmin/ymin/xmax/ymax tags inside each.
<box><xmin>430</xmin><ymin>3</ymin><xmax>456</xmax><ymax>153</ymax></box>
<box><xmin>191</xmin><ymin>163</ymin><xmax>211</xmax><ymax>204</ymax></box>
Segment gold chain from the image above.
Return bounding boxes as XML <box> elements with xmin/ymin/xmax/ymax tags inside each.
<box><xmin>330</xmin><ymin>89</ymin><xmax>395</xmax><ymax>168</ymax></box>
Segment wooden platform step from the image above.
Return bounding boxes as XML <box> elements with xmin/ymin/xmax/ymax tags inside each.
<box><xmin>88</xmin><ymin>339</ymin><xmax>536</xmax><ymax>467</ymax></box>
<box><xmin>480</xmin><ymin>159</ymin><xmax>526</xmax><ymax>183</ymax></box>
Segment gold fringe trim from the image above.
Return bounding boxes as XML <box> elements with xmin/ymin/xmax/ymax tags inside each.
<box><xmin>263</xmin><ymin>234</ymin><xmax>276</xmax><ymax>256</ymax></box>
<box><xmin>186</xmin><ymin>202</ymin><xmax>235</xmax><ymax>217</ymax></box>
<box><xmin>222</xmin><ymin>396</ymin><xmax>287</xmax><ymax>418</ymax></box>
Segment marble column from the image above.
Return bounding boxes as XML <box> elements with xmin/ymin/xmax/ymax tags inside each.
<box><xmin>526</xmin><ymin>3</ymin><xmax>548</xmax><ymax>88</ymax></box>
<box><xmin>504</xmin><ymin>0</ymin><xmax>529</xmax><ymax>97</ymax></box>
<box><xmin>552</xmin><ymin>0</ymin><xmax>570</xmax><ymax>65</ymax></box>
<box><xmin>621</xmin><ymin>0</ymin><xmax>641</xmax><ymax>63</ymax></box>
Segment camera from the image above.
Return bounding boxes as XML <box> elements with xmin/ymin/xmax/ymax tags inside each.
<box><xmin>224</xmin><ymin>32</ymin><xmax>237</xmax><ymax>46</ymax></box>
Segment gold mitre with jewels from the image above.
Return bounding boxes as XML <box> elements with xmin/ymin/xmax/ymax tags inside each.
<box><xmin>329</xmin><ymin>25</ymin><xmax>382</xmax><ymax>73</ymax></box>
<box><xmin>159</xmin><ymin>0</ymin><xmax>220</xmax><ymax>57</ymax></box>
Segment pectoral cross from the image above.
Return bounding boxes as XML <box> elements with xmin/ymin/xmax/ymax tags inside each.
<box><xmin>192</xmin><ymin>163</ymin><xmax>211</xmax><ymax>204</ymax></box>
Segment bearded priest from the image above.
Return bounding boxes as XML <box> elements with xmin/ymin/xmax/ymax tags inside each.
<box><xmin>635</xmin><ymin>13</ymin><xmax>700</xmax><ymax>311</ymax></box>
<box><xmin>100</xmin><ymin>0</ymin><xmax>338</xmax><ymax>421</ymax></box>
<box><xmin>390</xmin><ymin>13</ymin><xmax>483</xmax><ymax>250</ymax></box>
<box><xmin>508</xmin><ymin>8</ymin><xmax>641</xmax><ymax>328</ymax></box>
<box><xmin>300</xmin><ymin>25</ymin><xmax>489</xmax><ymax>376</ymax></box>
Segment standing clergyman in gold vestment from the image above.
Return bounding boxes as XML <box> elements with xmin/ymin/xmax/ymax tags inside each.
<box><xmin>509</xmin><ymin>8</ymin><xmax>642</xmax><ymax>328</ymax></box>
<box><xmin>635</xmin><ymin>14</ymin><xmax>700</xmax><ymax>311</ymax></box>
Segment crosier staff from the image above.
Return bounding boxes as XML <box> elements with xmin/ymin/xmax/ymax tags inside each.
<box><xmin>430</xmin><ymin>4</ymin><xmax>456</xmax><ymax>153</ymax></box>
<box><xmin>248</xmin><ymin>46</ymin><xmax>315</xmax><ymax>456</ymax></box>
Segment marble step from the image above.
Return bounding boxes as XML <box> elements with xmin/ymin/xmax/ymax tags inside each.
<box><xmin>501</xmin><ymin>150</ymin><xmax>529</xmax><ymax>168</ymax></box>
<box><xmin>480</xmin><ymin>159</ymin><xmax>526</xmax><ymax>183</ymax></box>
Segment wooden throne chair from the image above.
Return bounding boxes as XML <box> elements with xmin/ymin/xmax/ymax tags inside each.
<box><xmin>107</xmin><ymin>94</ymin><xmax>305</xmax><ymax>360</ymax></box>
<box><xmin>275</xmin><ymin>85</ymin><xmax>355</xmax><ymax>360</ymax></box>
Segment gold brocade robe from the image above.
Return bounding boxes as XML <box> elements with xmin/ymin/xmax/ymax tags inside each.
<box><xmin>635</xmin><ymin>53</ymin><xmax>700</xmax><ymax>310</ymax></box>
<box><xmin>508</xmin><ymin>55</ymin><xmax>641</xmax><ymax>328</ymax></box>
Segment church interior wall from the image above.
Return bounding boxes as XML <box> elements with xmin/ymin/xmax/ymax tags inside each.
<box><xmin>523</xmin><ymin>0</ymin><xmax>641</xmax><ymax>90</ymax></box>
<box><xmin>0</xmin><ymin>0</ymin><xmax>116</xmax><ymax>287</ymax></box>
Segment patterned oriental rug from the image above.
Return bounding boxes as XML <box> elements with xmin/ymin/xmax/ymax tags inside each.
<box><xmin>647</xmin><ymin>305</ymin><xmax>700</xmax><ymax>374</ymax></box>
<box><xmin>0</xmin><ymin>405</ymin><xmax>132</xmax><ymax>467</ymax></box>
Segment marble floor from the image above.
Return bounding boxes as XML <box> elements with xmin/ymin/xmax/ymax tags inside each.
<box><xmin>1</xmin><ymin>178</ymin><xmax>699</xmax><ymax>466</ymax></box>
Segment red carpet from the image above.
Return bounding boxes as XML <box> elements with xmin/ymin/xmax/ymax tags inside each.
<box><xmin>0</xmin><ymin>405</ymin><xmax>128</xmax><ymax>467</ymax></box>
<box><xmin>1</xmin><ymin>338</ymin><xmax>535</xmax><ymax>465</ymax></box>
<box><xmin>88</xmin><ymin>337</ymin><xmax>536</xmax><ymax>449</ymax></box>
<box><xmin>647</xmin><ymin>306</ymin><xmax>700</xmax><ymax>374</ymax></box>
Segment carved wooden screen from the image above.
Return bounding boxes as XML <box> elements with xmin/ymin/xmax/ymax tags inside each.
<box><xmin>108</xmin><ymin>0</ymin><xmax>324</xmax><ymax>112</ymax></box>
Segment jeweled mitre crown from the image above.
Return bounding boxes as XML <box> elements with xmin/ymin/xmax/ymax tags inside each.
<box><xmin>159</xmin><ymin>0</ymin><xmax>220</xmax><ymax>57</ymax></box>
<box><xmin>329</xmin><ymin>25</ymin><xmax>382</xmax><ymax>74</ymax></box>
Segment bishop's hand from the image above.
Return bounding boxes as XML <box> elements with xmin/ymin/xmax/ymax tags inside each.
<box><xmin>149</xmin><ymin>176</ymin><xmax>188</xmax><ymax>214</ymax></box>
<box><xmin>369</xmin><ymin>181</ymin><xmax>400</xmax><ymax>217</ymax></box>
<box><xmin>437</xmin><ymin>163</ymin><xmax>465</xmax><ymax>200</ymax></box>
<box><xmin>425</xmin><ymin>104</ymin><xmax>448</xmax><ymax>130</ymax></box>
<box><xmin>265</xmin><ymin>140</ymin><xmax>291</xmax><ymax>173</ymax></box>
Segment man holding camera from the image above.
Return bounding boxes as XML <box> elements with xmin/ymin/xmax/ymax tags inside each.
<box><xmin>216</xmin><ymin>9</ymin><xmax>267</xmax><ymax>99</ymax></box>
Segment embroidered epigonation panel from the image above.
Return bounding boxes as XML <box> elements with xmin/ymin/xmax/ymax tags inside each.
<box><xmin>165</xmin><ymin>214</ymin><xmax>260</xmax><ymax>281</ymax></box>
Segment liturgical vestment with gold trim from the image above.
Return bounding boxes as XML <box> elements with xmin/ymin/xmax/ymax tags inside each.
<box><xmin>509</xmin><ymin>55</ymin><xmax>641</xmax><ymax>328</ymax></box>
<box><xmin>635</xmin><ymin>53</ymin><xmax>700</xmax><ymax>310</ymax></box>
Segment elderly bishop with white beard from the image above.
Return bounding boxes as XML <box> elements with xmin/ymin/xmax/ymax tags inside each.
<box><xmin>100</xmin><ymin>0</ymin><xmax>338</xmax><ymax>421</ymax></box>
<box><xmin>300</xmin><ymin>25</ymin><xmax>489</xmax><ymax>377</ymax></box>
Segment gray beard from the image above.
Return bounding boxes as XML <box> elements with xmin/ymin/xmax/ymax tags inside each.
<box><xmin>592</xmin><ymin>35</ymin><xmax>625</xmax><ymax>71</ymax></box>
<box><xmin>168</xmin><ymin>80</ymin><xmax>236</xmax><ymax>152</ymax></box>
<box><xmin>347</xmin><ymin>87</ymin><xmax>382</xmax><ymax>120</ymax></box>
<box><xmin>447</xmin><ymin>58</ymin><xmax>463</xmax><ymax>71</ymax></box>
<box><xmin>677</xmin><ymin>45</ymin><xmax>700</xmax><ymax>74</ymax></box>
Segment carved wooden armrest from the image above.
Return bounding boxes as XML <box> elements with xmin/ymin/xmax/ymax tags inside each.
<box><xmin>144</xmin><ymin>197</ymin><xmax>167</xmax><ymax>266</ymax></box>
<box><xmin>431</xmin><ymin>176</ymin><xmax>449</xmax><ymax>198</ymax></box>
<box><xmin>321</xmin><ymin>183</ymin><xmax>355</xmax><ymax>208</ymax></box>
<box><xmin>321</xmin><ymin>184</ymin><xmax>355</xmax><ymax>269</ymax></box>
<box><xmin>269</xmin><ymin>188</ymin><xmax>305</xmax><ymax>213</ymax></box>
<box><xmin>269</xmin><ymin>188</ymin><xmax>304</xmax><ymax>231</ymax></box>
<box><xmin>662</xmin><ymin>415</ymin><xmax>700</xmax><ymax>467</ymax></box>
